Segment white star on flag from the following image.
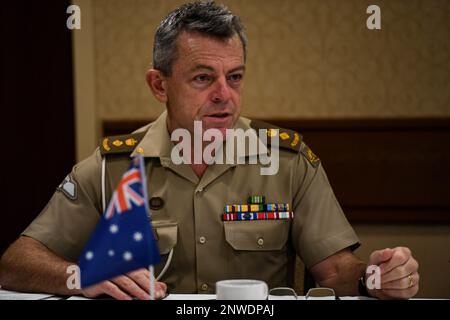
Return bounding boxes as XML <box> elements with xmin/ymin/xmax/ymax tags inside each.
<box><xmin>133</xmin><ymin>232</ymin><xmax>143</xmax><ymax>242</ymax></box>
<box><xmin>123</xmin><ymin>251</ymin><xmax>133</xmax><ymax>261</ymax></box>
<box><xmin>85</xmin><ymin>251</ymin><xmax>94</xmax><ymax>260</ymax></box>
<box><xmin>108</xmin><ymin>250</ymin><xmax>115</xmax><ymax>257</ymax></box>
<box><xmin>109</xmin><ymin>224</ymin><xmax>119</xmax><ymax>234</ymax></box>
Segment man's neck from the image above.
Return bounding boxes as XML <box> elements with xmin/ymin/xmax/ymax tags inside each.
<box><xmin>190</xmin><ymin>163</ymin><xmax>208</xmax><ymax>178</ymax></box>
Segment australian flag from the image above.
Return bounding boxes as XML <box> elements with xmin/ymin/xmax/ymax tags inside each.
<box><xmin>78</xmin><ymin>155</ymin><xmax>161</xmax><ymax>288</ymax></box>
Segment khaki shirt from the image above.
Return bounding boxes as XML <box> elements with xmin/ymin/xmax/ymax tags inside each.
<box><xmin>23</xmin><ymin>111</ymin><xmax>359</xmax><ymax>293</ymax></box>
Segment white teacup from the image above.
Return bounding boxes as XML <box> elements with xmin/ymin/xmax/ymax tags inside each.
<box><xmin>216</xmin><ymin>279</ymin><xmax>268</xmax><ymax>300</ymax></box>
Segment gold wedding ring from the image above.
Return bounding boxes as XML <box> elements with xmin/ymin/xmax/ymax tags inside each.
<box><xmin>408</xmin><ymin>274</ymin><xmax>414</xmax><ymax>288</ymax></box>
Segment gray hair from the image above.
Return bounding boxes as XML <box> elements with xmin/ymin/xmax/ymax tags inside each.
<box><xmin>153</xmin><ymin>1</ymin><xmax>247</xmax><ymax>76</ymax></box>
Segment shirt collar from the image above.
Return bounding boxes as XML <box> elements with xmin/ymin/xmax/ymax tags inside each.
<box><xmin>130</xmin><ymin>111</ymin><xmax>172</xmax><ymax>158</ymax></box>
<box><xmin>130</xmin><ymin>112</ymin><xmax>268</xmax><ymax>159</ymax></box>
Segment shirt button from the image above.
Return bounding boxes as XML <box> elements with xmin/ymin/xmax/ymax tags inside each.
<box><xmin>201</xmin><ymin>283</ymin><xmax>208</xmax><ymax>291</ymax></box>
<box><xmin>257</xmin><ymin>238</ymin><xmax>264</xmax><ymax>246</ymax></box>
<box><xmin>199</xmin><ymin>236</ymin><xmax>206</xmax><ymax>244</ymax></box>
<box><xmin>196</xmin><ymin>187</ymin><xmax>203</xmax><ymax>194</ymax></box>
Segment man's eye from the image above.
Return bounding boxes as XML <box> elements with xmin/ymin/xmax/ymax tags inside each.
<box><xmin>227</xmin><ymin>73</ymin><xmax>243</xmax><ymax>82</ymax></box>
<box><xmin>194</xmin><ymin>75</ymin><xmax>212</xmax><ymax>82</ymax></box>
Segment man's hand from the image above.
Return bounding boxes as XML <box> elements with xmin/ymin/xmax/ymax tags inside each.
<box><xmin>367</xmin><ymin>247</ymin><xmax>419</xmax><ymax>299</ymax></box>
<box><xmin>81</xmin><ymin>268</ymin><xmax>167</xmax><ymax>300</ymax></box>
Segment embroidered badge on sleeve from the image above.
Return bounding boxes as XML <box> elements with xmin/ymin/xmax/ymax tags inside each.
<box><xmin>57</xmin><ymin>175</ymin><xmax>78</xmax><ymax>200</ymax></box>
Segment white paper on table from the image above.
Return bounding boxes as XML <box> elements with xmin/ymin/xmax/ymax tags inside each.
<box><xmin>67</xmin><ymin>294</ymin><xmax>216</xmax><ymax>300</ymax></box>
<box><xmin>66</xmin><ymin>296</ymin><xmax>94</xmax><ymax>300</ymax></box>
<box><xmin>164</xmin><ymin>294</ymin><xmax>216</xmax><ymax>300</ymax></box>
<box><xmin>165</xmin><ymin>294</ymin><xmax>374</xmax><ymax>300</ymax></box>
<box><xmin>0</xmin><ymin>289</ymin><xmax>55</xmax><ymax>300</ymax></box>
<box><xmin>339</xmin><ymin>296</ymin><xmax>376</xmax><ymax>300</ymax></box>
<box><xmin>268</xmin><ymin>295</ymin><xmax>376</xmax><ymax>300</ymax></box>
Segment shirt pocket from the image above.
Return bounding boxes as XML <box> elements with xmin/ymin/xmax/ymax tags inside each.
<box><xmin>153</xmin><ymin>220</ymin><xmax>178</xmax><ymax>254</ymax></box>
<box><xmin>224</xmin><ymin>220</ymin><xmax>290</xmax><ymax>251</ymax></box>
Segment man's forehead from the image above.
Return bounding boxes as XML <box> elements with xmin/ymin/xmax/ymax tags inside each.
<box><xmin>174</xmin><ymin>31</ymin><xmax>244</xmax><ymax>70</ymax></box>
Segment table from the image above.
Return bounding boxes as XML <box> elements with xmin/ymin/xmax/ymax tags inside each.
<box><xmin>1</xmin><ymin>289</ymin><xmax>446</xmax><ymax>300</ymax></box>
<box><xmin>0</xmin><ymin>289</ymin><xmax>376</xmax><ymax>300</ymax></box>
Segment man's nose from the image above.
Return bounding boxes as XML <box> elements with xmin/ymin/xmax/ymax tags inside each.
<box><xmin>210</xmin><ymin>77</ymin><xmax>231</xmax><ymax>103</ymax></box>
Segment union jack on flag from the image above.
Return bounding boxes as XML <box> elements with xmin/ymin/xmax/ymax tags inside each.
<box><xmin>78</xmin><ymin>155</ymin><xmax>161</xmax><ymax>288</ymax></box>
<box><xmin>105</xmin><ymin>167</ymin><xmax>145</xmax><ymax>218</ymax></box>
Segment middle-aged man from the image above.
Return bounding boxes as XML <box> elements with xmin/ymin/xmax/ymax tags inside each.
<box><xmin>0</xmin><ymin>1</ymin><xmax>419</xmax><ymax>300</ymax></box>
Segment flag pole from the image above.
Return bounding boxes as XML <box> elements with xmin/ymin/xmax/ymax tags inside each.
<box><xmin>137</xmin><ymin>154</ymin><xmax>157</xmax><ymax>300</ymax></box>
<box><xmin>149</xmin><ymin>265</ymin><xmax>155</xmax><ymax>300</ymax></box>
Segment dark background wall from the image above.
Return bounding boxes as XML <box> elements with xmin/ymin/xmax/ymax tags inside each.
<box><xmin>0</xmin><ymin>0</ymin><xmax>75</xmax><ymax>253</ymax></box>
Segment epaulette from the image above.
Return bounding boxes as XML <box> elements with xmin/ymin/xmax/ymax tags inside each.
<box><xmin>250</xmin><ymin>120</ymin><xmax>302</xmax><ymax>153</ymax></box>
<box><xmin>99</xmin><ymin>132</ymin><xmax>146</xmax><ymax>155</ymax></box>
<box><xmin>250</xmin><ymin>120</ymin><xmax>320</xmax><ymax>167</ymax></box>
<box><xmin>299</xmin><ymin>142</ymin><xmax>320</xmax><ymax>168</ymax></box>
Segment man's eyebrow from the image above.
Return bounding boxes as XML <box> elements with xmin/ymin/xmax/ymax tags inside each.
<box><xmin>228</xmin><ymin>65</ymin><xmax>246</xmax><ymax>74</ymax></box>
<box><xmin>189</xmin><ymin>64</ymin><xmax>246</xmax><ymax>73</ymax></box>
<box><xmin>189</xmin><ymin>64</ymin><xmax>215</xmax><ymax>73</ymax></box>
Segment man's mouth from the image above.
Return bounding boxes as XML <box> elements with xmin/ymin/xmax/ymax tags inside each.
<box><xmin>205</xmin><ymin>112</ymin><xmax>230</xmax><ymax>119</ymax></box>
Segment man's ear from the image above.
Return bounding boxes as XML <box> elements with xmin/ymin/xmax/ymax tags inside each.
<box><xmin>146</xmin><ymin>69</ymin><xmax>168</xmax><ymax>103</ymax></box>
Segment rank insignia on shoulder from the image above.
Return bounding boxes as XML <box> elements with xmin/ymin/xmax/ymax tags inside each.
<box><xmin>300</xmin><ymin>144</ymin><xmax>320</xmax><ymax>168</ymax></box>
<box><xmin>100</xmin><ymin>132</ymin><xmax>146</xmax><ymax>155</ymax></box>
<box><xmin>57</xmin><ymin>175</ymin><xmax>77</xmax><ymax>200</ymax></box>
<box><xmin>223</xmin><ymin>196</ymin><xmax>293</xmax><ymax>221</ymax></box>
<box><xmin>250</xmin><ymin>120</ymin><xmax>303</xmax><ymax>153</ymax></box>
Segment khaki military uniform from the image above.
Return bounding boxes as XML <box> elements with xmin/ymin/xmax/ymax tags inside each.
<box><xmin>23</xmin><ymin>111</ymin><xmax>359</xmax><ymax>293</ymax></box>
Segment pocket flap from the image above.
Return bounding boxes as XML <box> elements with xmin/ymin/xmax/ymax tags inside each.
<box><xmin>224</xmin><ymin>220</ymin><xmax>289</xmax><ymax>251</ymax></box>
<box><xmin>153</xmin><ymin>221</ymin><xmax>178</xmax><ymax>255</ymax></box>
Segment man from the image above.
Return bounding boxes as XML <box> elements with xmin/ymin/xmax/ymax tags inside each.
<box><xmin>0</xmin><ymin>1</ymin><xmax>419</xmax><ymax>300</ymax></box>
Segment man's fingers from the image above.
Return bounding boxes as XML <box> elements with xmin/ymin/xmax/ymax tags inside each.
<box><xmin>156</xmin><ymin>281</ymin><xmax>168</xmax><ymax>293</ymax></box>
<box><xmin>378</xmin><ymin>281</ymin><xmax>419</xmax><ymax>299</ymax></box>
<box><xmin>368</xmin><ymin>248</ymin><xmax>393</xmax><ymax>266</ymax></box>
<box><xmin>126</xmin><ymin>269</ymin><xmax>168</xmax><ymax>299</ymax></box>
<box><xmin>97</xmin><ymin>281</ymin><xmax>132</xmax><ymax>300</ymax></box>
<box><xmin>382</xmin><ymin>272</ymin><xmax>420</xmax><ymax>290</ymax></box>
<box><xmin>127</xmin><ymin>269</ymin><xmax>152</xmax><ymax>292</ymax></box>
<box><xmin>367</xmin><ymin>247</ymin><xmax>419</xmax><ymax>300</ymax></box>
<box><xmin>379</xmin><ymin>247</ymin><xmax>411</xmax><ymax>275</ymax></box>
<box><xmin>111</xmin><ymin>275</ymin><xmax>150</xmax><ymax>300</ymax></box>
<box><xmin>381</xmin><ymin>257</ymin><xmax>418</xmax><ymax>284</ymax></box>
<box><xmin>101</xmin><ymin>281</ymin><xmax>133</xmax><ymax>300</ymax></box>
<box><xmin>82</xmin><ymin>269</ymin><xmax>167</xmax><ymax>300</ymax></box>
<box><xmin>129</xmin><ymin>268</ymin><xmax>150</xmax><ymax>279</ymax></box>
<box><xmin>82</xmin><ymin>281</ymin><xmax>131</xmax><ymax>300</ymax></box>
